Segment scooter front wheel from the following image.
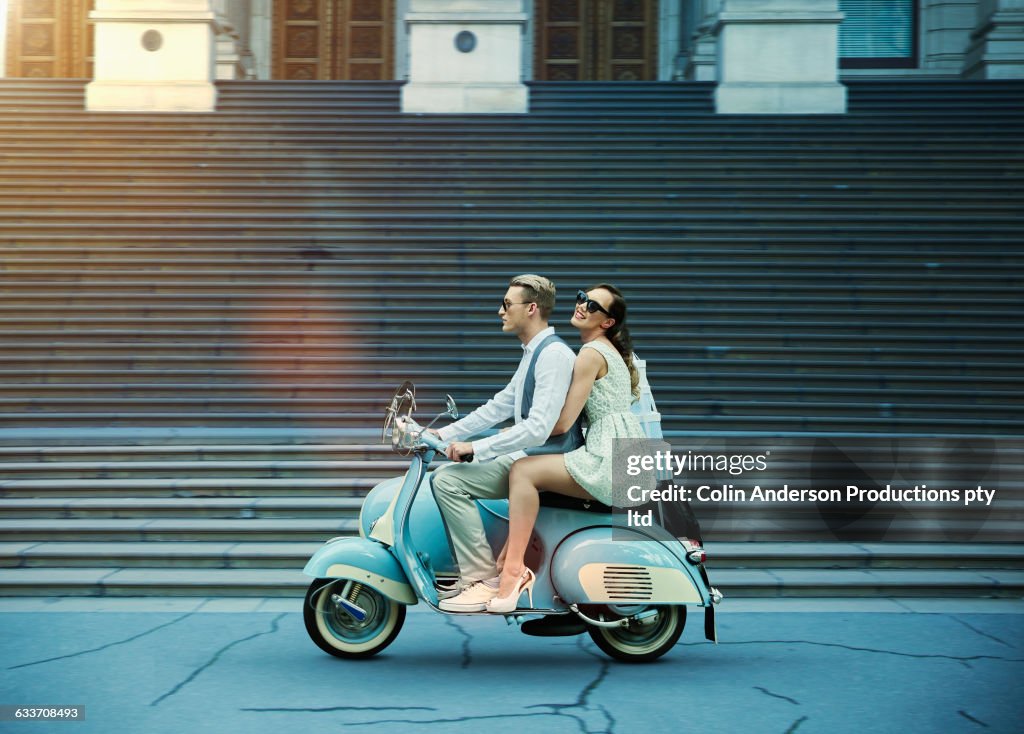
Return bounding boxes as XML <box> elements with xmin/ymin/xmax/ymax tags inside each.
<box><xmin>304</xmin><ymin>578</ymin><xmax>406</xmax><ymax>659</ymax></box>
<box><xmin>587</xmin><ymin>605</ymin><xmax>686</xmax><ymax>663</ymax></box>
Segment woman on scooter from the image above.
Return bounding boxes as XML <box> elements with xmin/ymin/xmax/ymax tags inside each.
<box><xmin>488</xmin><ymin>284</ymin><xmax>646</xmax><ymax>613</ymax></box>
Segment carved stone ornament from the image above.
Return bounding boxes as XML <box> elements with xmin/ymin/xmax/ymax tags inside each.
<box><xmin>455</xmin><ymin>31</ymin><xmax>477</xmax><ymax>54</ymax></box>
<box><xmin>141</xmin><ymin>29</ymin><xmax>163</xmax><ymax>52</ymax></box>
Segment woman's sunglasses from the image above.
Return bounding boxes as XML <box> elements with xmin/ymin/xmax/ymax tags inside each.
<box><xmin>576</xmin><ymin>290</ymin><xmax>612</xmax><ymax>317</ymax></box>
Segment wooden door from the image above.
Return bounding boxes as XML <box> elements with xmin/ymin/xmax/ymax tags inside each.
<box><xmin>273</xmin><ymin>0</ymin><xmax>394</xmax><ymax>80</ymax></box>
<box><xmin>4</xmin><ymin>0</ymin><xmax>94</xmax><ymax>78</ymax></box>
<box><xmin>535</xmin><ymin>0</ymin><xmax>658</xmax><ymax>81</ymax></box>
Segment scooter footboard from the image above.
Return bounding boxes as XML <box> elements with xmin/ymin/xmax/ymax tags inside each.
<box><xmin>551</xmin><ymin>528</ymin><xmax>708</xmax><ymax>606</ymax></box>
<box><xmin>303</xmin><ymin>537</ymin><xmax>417</xmax><ymax>605</ymax></box>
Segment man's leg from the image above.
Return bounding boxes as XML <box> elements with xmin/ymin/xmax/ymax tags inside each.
<box><xmin>431</xmin><ymin>455</ymin><xmax>514</xmax><ymax>584</ymax></box>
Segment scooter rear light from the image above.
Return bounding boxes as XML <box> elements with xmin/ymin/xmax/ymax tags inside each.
<box><xmin>687</xmin><ymin>549</ymin><xmax>706</xmax><ymax>564</ymax></box>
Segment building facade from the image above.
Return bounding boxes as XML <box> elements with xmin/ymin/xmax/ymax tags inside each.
<box><xmin>3</xmin><ymin>1</ymin><xmax>1022</xmax><ymax>82</ymax></box>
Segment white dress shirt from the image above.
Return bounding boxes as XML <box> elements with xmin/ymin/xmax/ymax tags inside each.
<box><xmin>437</xmin><ymin>326</ymin><xmax>576</xmax><ymax>462</ymax></box>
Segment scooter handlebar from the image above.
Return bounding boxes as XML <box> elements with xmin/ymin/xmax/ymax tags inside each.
<box><xmin>397</xmin><ymin>418</ymin><xmax>472</xmax><ymax>461</ymax></box>
<box><xmin>422</xmin><ymin>431</ymin><xmax>474</xmax><ymax>462</ymax></box>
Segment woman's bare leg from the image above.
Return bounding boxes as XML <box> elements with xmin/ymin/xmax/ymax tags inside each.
<box><xmin>495</xmin><ymin>541</ymin><xmax>507</xmax><ymax>573</ymax></box>
<box><xmin>498</xmin><ymin>454</ymin><xmax>593</xmax><ymax>599</ymax></box>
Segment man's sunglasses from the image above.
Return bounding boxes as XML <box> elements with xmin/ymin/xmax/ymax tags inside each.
<box><xmin>500</xmin><ymin>299</ymin><xmax>534</xmax><ymax>311</ymax></box>
<box><xmin>576</xmin><ymin>290</ymin><xmax>612</xmax><ymax>317</ymax></box>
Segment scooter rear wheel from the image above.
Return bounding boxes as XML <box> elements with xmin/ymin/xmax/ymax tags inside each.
<box><xmin>587</xmin><ymin>605</ymin><xmax>686</xmax><ymax>663</ymax></box>
<box><xmin>304</xmin><ymin>578</ymin><xmax>406</xmax><ymax>659</ymax></box>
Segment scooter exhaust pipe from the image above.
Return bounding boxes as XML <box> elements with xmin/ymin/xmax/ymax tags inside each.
<box><xmin>569</xmin><ymin>604</ymin><xmax>660</xmax><ymax>628</ymax></box>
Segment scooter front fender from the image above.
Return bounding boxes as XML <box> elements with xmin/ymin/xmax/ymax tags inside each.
<box><xmin>551</xmin><ymin>527</ymin><xmax>707</xmax><ymax>606</ymax></box>
<box><xmin>303</xmin><ymin>537</ymin><xmax>417</xmax><ymax>605</ymax></box>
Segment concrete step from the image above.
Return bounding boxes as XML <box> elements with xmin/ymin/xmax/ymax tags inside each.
<box><xmin>0</xmin><ymin>510</ymin><xmax>1016</xmax><ymax>542</ymax></box>
<box><xmin>2</xmin><ymin>168</ymin><xmax>1016</xmax><ymax>189</ymax></box>
<box><xmin>2</xmin><ymin>182</ymin><xmax>1020</xmax><ymax>198</ymax></box>
<box><xmin>0</xmin><ymin>443</ymin><xmax>393</xmax><ymax>462</ymax></box>
<box><xmin>2</xmin><ymin>541</ymin><xmax>1019</xmax><ymax>571</ymax></box>
<box><xmin>0</xmin><ymin>566</ymin><xmax>1019</xmax><ymax>598</ymax></box>
<box><xmin>0</xmin><ymin>459</ymin><xmax>406</xmax><ymax>479</ymax></box>
<box><xmin>0</xmin><ymin>396</ymin><xmax>1016</xmax><ymax>419</ymax></box>
<box><xmin>3</xmin><ymin>329</ymin><xmax>1016</xmax><ymax>345</ymax></box>
<box><xmin>0</xmin><ymin>497</ymin><xmax>364</xmax><ymax>519</ymax></box>
<box><xmin>711</xmin><ymin>569</ymin><xmax>1024</xmax><ymax>598</ymax></box>
<box><xmin>0</xmin><ymin>386</ymin><xmax>1017</xmax><ymax>412</ymax></box>
<box><xmin>0</xmin><ymin>370</ymin><xmax>1020</xmax><ymax>392</ymax></box>
<box><xmin>3</xmin><ymin>199</ymin><xmax>1022</xmax><ymax>216</ymax></box>
<box><xmin>0</xmin><ymin>477</ymin><xmax>378</xmax><ymax>498</ymax></box>
<box><xmin>4</xmin><ymin>266</ymin><xmax>1020</xmax><ymax>284</ymax></box>
<box><xmin>705</xmin><ymin>542</ymin><xmax>1024</xmax><ymax>569</ymax></box>
<box><xmin>0</xmin><ymin>413</ymin><xmax>1017</xmax><ymax>437</ymax></box>
<box><xmin>0</xmin><ymin>518</ymin><xmax>359</xmax><ymax>542</ymax></box>
<box><xmin>0</xmin><ymin>413</ymin><xmax>1017</xmax><ymax>436</ymax></box>
<box><xmin>0</xmin><ymin>541</ymin><xmax>320</xmax><ymax>569</ymax></box>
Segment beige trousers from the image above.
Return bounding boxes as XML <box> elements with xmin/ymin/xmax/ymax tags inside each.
<box><xmin>430</xmin><ymin>454</ymin><xmax>515</xmax><ymax>583</ymax></box>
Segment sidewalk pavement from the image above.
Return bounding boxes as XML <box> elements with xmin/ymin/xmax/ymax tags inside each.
<box><xmin>1</xmin><ymin>598</ymin><xmax>1021</xmax><ymax>734</ymax></box>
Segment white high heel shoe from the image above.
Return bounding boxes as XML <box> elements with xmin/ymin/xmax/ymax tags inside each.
<box><xmin>485</xmin><ymin>568</ymin><xmax>536</xmax><ymax>614</ymax></box>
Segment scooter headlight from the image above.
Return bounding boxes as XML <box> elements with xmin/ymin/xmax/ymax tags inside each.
<box><xmin>391</xmin><ymin>421</ymin><xmax>403</xmax><ymax>452</ymax></box>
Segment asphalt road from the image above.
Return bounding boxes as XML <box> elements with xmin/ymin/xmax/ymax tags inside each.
<box><xmin>1</xmin><ymin>598</ymin><xmax>1022</xmax><ymax>734</ymax></box>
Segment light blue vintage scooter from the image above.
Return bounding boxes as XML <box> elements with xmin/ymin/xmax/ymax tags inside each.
<box><xmin>303</xmin><ymin>381</ymin><xmax>721</xmax><ymax>663</ymax></box>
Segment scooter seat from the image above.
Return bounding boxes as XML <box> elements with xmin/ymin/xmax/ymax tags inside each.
<box><xmin>539</xmin><ymin>492</ymin><xmax>612</xmax><ymax>514</ymax></box>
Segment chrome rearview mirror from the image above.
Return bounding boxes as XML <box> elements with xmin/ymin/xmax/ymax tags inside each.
<box><xmin>421</xmin><ymin>393</ymin><xmax>459</xmax><ymax>437</ymax></box>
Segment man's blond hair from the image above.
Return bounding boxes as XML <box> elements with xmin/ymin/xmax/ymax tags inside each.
<box><xmin>509</xmin><ymin>274</ymin><xmax>556</xmax><ymax>319</ymax></box>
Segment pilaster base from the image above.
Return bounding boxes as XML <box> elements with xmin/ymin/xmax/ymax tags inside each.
<box><xmin>715</xmin><ymin>82</ymin><xmax>847</xmax><ymax>114</ymax></box>
<box><xmin>963</xmin><ymin>11</ymin><xmax>1024</xmax><ymax>78</ymax></box>
<box><xmin>85</xmin><ymin>81</ymin><xmax>217</xmax><ymax>112</ymax></box>
<box><xmin>401</xmin><ymin>82</ymin><xmax>528</xmax><ymax>114</ymax></box>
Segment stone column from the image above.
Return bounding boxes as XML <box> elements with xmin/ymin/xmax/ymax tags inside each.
<box><xmin>212</xmin><ymin>0</ymin><xmax>249</xmax><ymax>80</ymax></box>
<box><xmin>714</xmin><ymin>0</ymin><xmax>846</xmax><ymax>114</ymax></box>
<box><xmin>922</xmin><ymin>0</ymin><xmax>977</xmax><ymax>74</ymax></box>
<box><xmin>214</xmin><ymin>21</ymin><xmax>243</xmax><ymax>80</ymax></box>
<box><xmin>249</xmin><ymin>0</ymin><xmax>272</xmax><ymax>81</ymax></box>
<box><xmin>85</xmin><ymin>0</ymin><xmax>217</xmax><ymax>112</ymax></box>
<box><xmin>964</xmin><ymin>0</ymin><xmax>1024</xmax><ymax>78</ymax></box>
<box><xmin>401</xmin><ymin>0</ymin><xmax>528</xmax><ymax>114</ymax></box>
<box><xmin>660</xmin><ymin>0</ymin><xmax>683</xmax><ymax>80</ymax></box>
<box><xmin>684</xmin><ymin>0</ymin><xmax>722</xmax><ymax>81</ymax></box>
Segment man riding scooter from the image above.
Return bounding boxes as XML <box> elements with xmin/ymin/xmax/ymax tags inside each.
<box><xmin>431</xmin><ymin>273</ymin><xmax>584</xmax><ymax>612</ymax></box>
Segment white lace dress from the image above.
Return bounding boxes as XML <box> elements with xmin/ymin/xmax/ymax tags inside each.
<box><xmin>563</xmin><ymin>340</ymin><xmax>647</xmax><ymax>506</ymax></box>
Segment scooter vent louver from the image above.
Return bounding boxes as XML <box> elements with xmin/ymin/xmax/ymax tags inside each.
<box><xmin>602</xmin><ymin>565</ymin><xmax>654</xmax><ymax>601</ymax></box>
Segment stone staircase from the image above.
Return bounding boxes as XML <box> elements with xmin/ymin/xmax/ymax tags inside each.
<box><xmin>0</xmin><ymin>78</ymin><xmax>1022</xmax><ymax>598</ymax></box>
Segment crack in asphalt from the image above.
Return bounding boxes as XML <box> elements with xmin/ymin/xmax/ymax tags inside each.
<box><xmin>241</xmin><ymin>706</ymin><xmax>437</xmax><ymax>713</ymax></box>
<box><xmin>330</xmin><ymin>636</ymin><xmax>617</xmax><ymax>733</ymax></box>
<box><xmin>7</xmin><ymin>611</ymin><xmax>196</xmax><ymax>670</ymax></box>
<box><xmin>150</xmin><ymin>612</ymin><xmax>286</xmax><ymax>707</ymax></box>
<box><xmin>754</xmin><ymin>686</ymin><xmax>800</xmax><ymax>705</ymax></box>
<box><xmin>521</xmin><ymin>635</ymin><xmax>616</xmax><ymax>734</ymax></box>
<box><xmin>949</xmin><ymin>615</ymin><xmax>1014</xmax><ymax>648</ymax></box>
<box><xmin>784</xmin><ymin>715</ymin><xmax>809</xmax><ymax>733</ymax></box>
<box><xmin>341</xmin><ymin>712</ymin><xmax>580</xmax><ymax>727</ymax></box>
<box><xmin>442</xmin><ymin>615</ymin><xmax>473</xmax><ymax>669</ymax></box>
<box><xmin>687</xmin><ymin>639</ymin><xmax>1024</xmax><ymax>663</ymax></box>
<box><xmin>958</xmin><ymin>710</ymin><xmax>989</xmax><ymax>728</ymax></box>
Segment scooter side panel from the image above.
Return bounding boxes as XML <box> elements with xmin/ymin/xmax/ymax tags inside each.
<box><xmin>303</xmin><ymin>537</ymin><xmax>417</xmax><ymax>605</ymax></box>
<box><xmin>359</xmin><ymin>476</ymin><xmax>404</xmax><ymax>539</ymax></box>
<box><xmin>550</xmin><ymin>527</ymin><xmax>707</xmax><ymax>606</ymax></box>
<box><xmin>361</xmin><ymin>471</ymin><xmax>506</xmax><ymax>578</ymax></box>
